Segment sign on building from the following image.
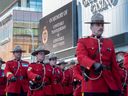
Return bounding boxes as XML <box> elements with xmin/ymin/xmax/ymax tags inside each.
<box><xmin>78</xmin><ymin>0</ymin><xmax>128</xmax><ymax>37</ymax></box>
<box><xmin>39</xmin><ymin>1</ymin><xmax>77</xmax><ymax>53</ymax></box>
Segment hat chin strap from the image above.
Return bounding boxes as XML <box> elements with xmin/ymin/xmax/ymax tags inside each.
<box><xmin>92</xmin><ymin>30</ymin><xmax>103</xmax><ymax>38</ymax></box>
<box><xmin>37</xmin><ymin>60</ymin><xmax>44</xmax><ymax>64</ymax></box>
<box><xmin>92</xmin><ymin>34</ymin><xmax>102</xmax><ymax>39</ymax></box>
<box><xmin>15</xmin><ymin>57</ymin><xmax>21</xmax><ymax>61</ymax></box>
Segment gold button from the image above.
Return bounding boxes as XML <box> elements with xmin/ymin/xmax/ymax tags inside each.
<box><xmin>91</xmin><ymin>47</ymin><xmax>94</xmax><ymax>50</ymax></box>
<box><xmin>87</xmin><ymin>67</ymin><xmax>90</xmax><ymax>70</ymax></box>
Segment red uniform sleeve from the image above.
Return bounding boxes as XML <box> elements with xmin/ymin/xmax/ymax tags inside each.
<box><xmin>62</xmin><ymin>70</ymin><xmax>70</xmax><ymax>85</ymax></box>
<box><xmin>76</xmin><ymin>38</ymin><xmax>95</xmax><ymax>70</ymax></box>
<box><xmin>4</xmin><ymin>61</ymin><xmax>14</xmax><ymax>80</ymax></box>
<box><xmin>27</xmin><ymin>64</ymin><xmax>37</xmax><ymax>81</ymax></box>
<box><xmin>73</xmin><ymin>64</ymin><xmax>83</xmax><ymax>81</ymax></box>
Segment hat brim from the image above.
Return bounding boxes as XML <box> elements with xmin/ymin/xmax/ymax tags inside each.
<box><xmin>0</xmin><ymin>60</ymin><xmax>5</xmax><ymax>64</ymax></box>
<box><xmin>84</xmin><ymin>22</ymin><xmax>110</xmax><ymax>24</ymax></box>
<box><xmin>11</xmin><ymin>50</ymin><xmax>26</xmax><ymax>53</ymax></box>
<box><xmin>32</xmin><ymin>50</ymin><xmax>50</xmax><ymax>56</ymax></box>
<box><xmin>116</xmin><ymin>51</ymin><xmax>126</xmax><ymax>55</ymax></box>
<box><xmin>57</xmin><ymin>62</ymin><xmax>67</xmax><ymax>65</ymax></box>
<box><xmin>49</xmin><ymin>57</ymin><xmax>58</xmax><ymax>60</ymax></box>
<box><xmin>70</xmin><ymin>62</ymin><xmax>76</xmax><ymax>65</ymax></box>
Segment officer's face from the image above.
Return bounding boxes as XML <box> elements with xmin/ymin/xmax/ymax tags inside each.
<box><xmin>49</xmin><ymin>58</ymin><xmax>57</xmax><ymax>66</ymax></box>
<box><xmin>116</xmin><ymin>53</ymin><xmax>124</xmax><ymax>63</ymax></box>
<box><xmin>91</xmin><ymin>23</ymin><xmax>104</xmax><ymax>37</ymax></box>
<box><xmin>36</xmin><ymin>52</ymin><xmax>45</xmax><ymax>62</ymax></box>
<box><xmin>60</xmin><ymin>64</ymin><xmax>65</xmax><ymax>69</ymax></box>
<box><xmin>13</xmin><ymin>51</ymin><xmax>22</xmax><ymax>60</ymax></box>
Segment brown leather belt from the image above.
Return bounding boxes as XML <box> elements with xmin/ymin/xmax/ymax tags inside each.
<box><xmin>16</xmin><ymin>76</ymin><xmax>27</xmax><ymax>80</ymax></box>
<box><xmin>102</xmin><ymin>65</ymin><xmax>111</xmax><ymax>70</ymax></box>
<box><xmin>0</xmin><ymin>82</ymin><xmax>5</xmax><ymax>85</ymax></box>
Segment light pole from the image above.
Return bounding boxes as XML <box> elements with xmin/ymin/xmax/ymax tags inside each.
<box><xmin>27</xmin><ymin>29</ymin><xmax>35</xmax><ymax>62</ymax></box>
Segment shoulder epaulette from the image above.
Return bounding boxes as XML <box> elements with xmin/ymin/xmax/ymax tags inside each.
<box><xmin>82</xmin><ymin>36</ymin><xmax>90</xmax><ymax>38</ymax></box>
<box><xmin>124</xmin><ymin>53</ymin><xmax>128</xmax><ymax>56</ymax></box>
<box><xmin>44</xmin><ymin>63</ymin><xmax>49</xmax><ymax>65</ymax></box>
<box><xmin>30</xmin><ymin>62</ymin><xmax>36</xmax><ymax>64</ymax></box>
<box><xmin>7</xmin><ymin>60</ymin><xmax>13</xmax><ymax>63</ymax></box>
<box><xmin>103</xmin><ymin>37</ymin><xmax>108</xmax><ymax>40</ymax></box>
<box><xmin>21</xmin><ymin>60</ymin><xmax>29</xmax><ymax>63</ymax></box>
<box><xmin>103</xmin><ymin>37</ymin><xmax>111</xmax><ymax>40</ymax></box>
<box><xmin>78</xmin><ymin>36</ymin><xmax>89</xmax><ymax>41</ymax></box>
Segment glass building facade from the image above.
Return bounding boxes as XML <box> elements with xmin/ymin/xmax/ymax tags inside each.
<box><xmin>0</xmin><ymin>0</ymin><xmax>42</xmax><ymax>61</ymax></box>
<box><xmin>29</xmin><ymin>0</ymin><xmax>42</xmax><ymax>12</ymax></box>
<box><xmin>17</xmin><ymin>0</ymin><xmax>42</xmax><ymax>12</ymax></box>
<box><xmin>12</xmin><ymin>8</ymin><xmax>42</xmax><ymax>61</ymax></box>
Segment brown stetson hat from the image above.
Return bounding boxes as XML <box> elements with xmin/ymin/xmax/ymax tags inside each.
<box><xmin>0</xmin><ymin>58</ymin><xmax>5</xmax><ymax>64</ymax></box>
<box><xmin>31</xmin><ymin>45</ymin><xmax>50</xmax><ymax>56</ymax></box>
<box><xmin>85</xmin><ymin>13</ymin><xmax>110</xmax><ymax>24</ymax></box>
<box><xmin>116</xmin><ymin>51</ymin><xmax>126</xmax><ymax>55</ymax></box>
<box><xmin>11</xmin><ymin>45</ymin><xmax>26</xmax><ymax>53</ymax></box>
<box><xmin>48</xmin><ymin>53</ymin><xmax>58</xmax><ymax>60</ymax></box>
<box><xmin>57</xmin><ymin>60</ymin><xmax>67</xmax><ymax>65</ymax></box>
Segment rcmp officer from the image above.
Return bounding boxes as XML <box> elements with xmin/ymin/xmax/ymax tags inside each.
<box><xmin>57</xmin><ymin>60</ymin><xmax>67</xmax><ymax>71</ymax></box>
<box><xmin>62</xmin><ymin>60</ymin><xmax>75</xmax><ymax>96</ymax></box>
<box><xmin>0</xmin><ymin>58</ymin><xmax>6</xmax><ymax>96</ymax></box>
<box><xmin>27</xmin><ymin>45</ymin><xmax>53</xmax><ymax>96</ymax></box>
<box><xmin>116</xmin><ymin>51</ymin><xmax>126</xmax><ymax>68</ymax></box>
<box><xmin>124</xmin><ymin>53</ymin><xmax>128</xmax><ymax>96</ymax></box>
<box><xmin>116</xmin><ymin>51</ymin><xmax>128</xmax><ymax>96</ymax></box>
<box><xmin>49</xmin><ymin>53</ymin><xmax>64</xmax><ymax>96</ymax></box>
<box><xmin>73</xmin><ymin>62</ymin><xmax>83</xmax><ymax>96</ymax></box>
<box><xmin>76</xmin><ymin>13</ymin><xmax>121</xmax><ymax>96</ymax></box>
<box><xmin>4</xmin><ymin>45</ymin><xmax>29</xmax><ymax>96</ymax></box>
<box><xmin>124</xmin><ymin>52</ymin><xmax>128</xmax><ymax>70</ymax></box>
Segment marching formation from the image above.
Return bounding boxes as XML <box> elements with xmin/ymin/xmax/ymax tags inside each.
<box><xmin>0</xmin><ymin>13</ymin><xmax>128</xmax><ymax>96</ymax></box>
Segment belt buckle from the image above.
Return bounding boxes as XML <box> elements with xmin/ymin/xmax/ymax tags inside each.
<box><xmin>103</xmin><ymin>65</ymin><xmax>111</xmax><ymax>70</ymax></box>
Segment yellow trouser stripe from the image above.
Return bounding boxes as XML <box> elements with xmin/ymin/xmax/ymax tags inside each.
<box><xmin>82</xmin><ymin>92</ymin><xmax>84</xmax><ymax>96</ymax></box>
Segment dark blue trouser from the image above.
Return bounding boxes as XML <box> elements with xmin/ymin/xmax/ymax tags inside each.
<box><xmin>7</xmin><ymin>88</ymin><xmax>27</xmax><ymax>96</ymax></box>
<box><xmin>84</xmin><ymin>90</ymin><xmax>120</xmax><ymax>96</ymax></box>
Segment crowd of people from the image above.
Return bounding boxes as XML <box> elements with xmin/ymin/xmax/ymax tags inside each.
<box><xmin>0</xmin><ymin>13</ymin><xmax>128</xmax><ymax>96</ymax></box>
<box><xmin>0</xmin><ymin>45</ymin><xmax>81</xmax><ymax>96</ymax></box>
